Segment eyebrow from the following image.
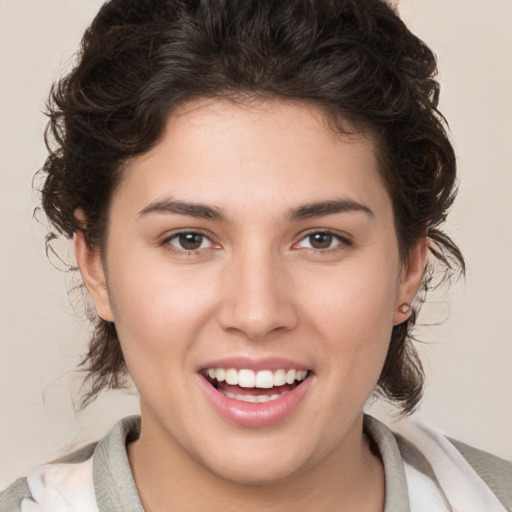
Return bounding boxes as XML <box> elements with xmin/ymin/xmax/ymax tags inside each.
<box><xmin>138</xmin><ymin>199</ymin><xmax>226</xmax><ymax>221</ymax></box>
<box><xmin>287</xmin><ymin>199</ymin><xmax>374</xmax><ymax>221</ymax></box>
<box><xmin>138</xmin><ymin>197</ymin><xmax>374</xmax><ymax>222</ymax></box>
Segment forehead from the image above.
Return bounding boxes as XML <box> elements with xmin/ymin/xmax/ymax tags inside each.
<box><xmin>115</xmin><ymin>98</ymin><xmax>389</xmax><ymax>220</ymax></box>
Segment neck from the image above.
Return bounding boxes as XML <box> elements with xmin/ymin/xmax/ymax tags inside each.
<box><xmin>128</xmin><ymin>412</ymin><xmax>385</xmax><ymax>512</ymax></box>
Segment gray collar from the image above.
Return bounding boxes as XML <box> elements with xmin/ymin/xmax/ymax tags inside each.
<box><xmin>364</xmin><ymin>415</ymin><xmax>410</xmax><ymax>512</ymax></box>
<box><xmin>93</xmin><ymin>415</ymin><xmax>144</xmax><ymax>512</ymax></box>
<box><xmin>93</xmin><ymin>415</ymin><xmax>410</xmax><ymax>511</ymax></box>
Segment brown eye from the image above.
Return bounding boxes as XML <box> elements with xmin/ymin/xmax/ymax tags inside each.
<box><xmin>178</xmin><ymin>233</ymin><xmax>204</xmax><ymax>250</ymax></box>
<box><xmin>164</xmin><ymin>231</ymin><xmax>220</xmax><ymax>255</ymax></box>
<box><xmin>295</xmin><ymin>231</ymin><xmax>350</xmax><ymax>252</ymax></box>
<box><xmin>309</xmin><ymin>233</ymin><xmax>333</xmax><ymax>249</ymax></box>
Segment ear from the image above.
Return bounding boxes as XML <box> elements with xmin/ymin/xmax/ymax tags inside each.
<box><xmin>393</xmin><ymin>237</ymin><xmax>428</xmax><ymax>325</ymax></box>
<box><xmin>73</xmin><ymin>218</ymin><xmax>115</xmax><ymax>323</ymax></box>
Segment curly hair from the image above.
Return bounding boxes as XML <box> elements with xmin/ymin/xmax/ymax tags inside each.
<box><xmin>41</xmin><ymin>0</ymin><xmax>464</xmax><ymax>413</ymax></box>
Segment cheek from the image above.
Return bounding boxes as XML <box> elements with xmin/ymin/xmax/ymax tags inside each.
<box><xmin>106</xmin><ymin>279</ymin><xmax>203</xmax><ymax>414</ymax></box>
<box><xmin>301</xmin><ymin>257</ymin><xmax>399</xmax><ymax>333</ymax></box>
<box><xmin>104</xmin><ymin>253</ymin><xmax>219</xmax><ymax>377</ymax></box>
<box><xmin>298</xmin><ymin>259</ymin><xmax>399</xmax><ymax>383</ymax></box>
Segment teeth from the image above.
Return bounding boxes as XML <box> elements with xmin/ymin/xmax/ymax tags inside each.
<box><xmin>255</xmin><ymin>370</ymin><xmax>274</xmax><ymax>388</ymax></box>
<box><xmin>285</xmin><ymin>369</ymin><xmax>296</xmax><ymax>384</ymax></box>
<box><xmin>223</xmin><ymin>391</ymin><xmax>285</xmax><ymax>403</ymax></box>
<box><xmin>225</xmin><ymin>368</ymin><xmax>238</xmax><ymax>385</ymax></box>
<box><xmin>205</xmin><ymin>367</ymin><xmax>308</xmax><ymax>388</ymax></box>
<box><xmin>239</xmin><ymin>369</ymin><xmax>255</xmax><ymax>388</ymax></box>
<box><xmin>273</xmin><ymin>369</ymin><xmax>286</xmax><ymax>386</ymax></box>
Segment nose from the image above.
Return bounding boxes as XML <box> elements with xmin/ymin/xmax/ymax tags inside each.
<box><xmin>217</xmin><ymin>247</ymin><xmax>299</xmax><ymax>341</ymax></box>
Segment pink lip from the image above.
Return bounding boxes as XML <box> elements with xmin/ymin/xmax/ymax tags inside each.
<box><xmin>199</xmin><ymin>356</ymin><xmax>310</xmax><ymax>372</ymax></box>
<box><xmin>197</xmin><ymin>371</ymin><xmax>313</xmax><ymax>428</ymax></box>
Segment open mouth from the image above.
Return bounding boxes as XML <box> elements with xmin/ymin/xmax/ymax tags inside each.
<box><xmin>201</xmin><ymin>368</ymin><xmax>310</xmax><ymax>403</ymax></box>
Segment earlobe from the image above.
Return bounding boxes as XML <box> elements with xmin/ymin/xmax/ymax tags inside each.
<box><xmin>73</xmin><ymin>228</ymin><xmax>115</xmax><ymax>323</ymax></box>
<box><xmin>393</xmin><ymin>238</ymin><xmax>428</xmax><ymax>325</ymax></box>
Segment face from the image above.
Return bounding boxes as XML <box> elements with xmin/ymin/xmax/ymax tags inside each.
<box><xmin>77</xmin><ymin>99</ymin><xmax>424</xmax><ymax>485</ymax></box>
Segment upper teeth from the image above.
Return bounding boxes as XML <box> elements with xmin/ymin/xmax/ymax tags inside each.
<box><xmin>206</xmin><ymin>368</ymin><xmax>308</xmax><ymax>388</ymax></box>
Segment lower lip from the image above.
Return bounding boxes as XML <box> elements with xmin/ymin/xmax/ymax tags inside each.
<box><xmin>197</xmin><ymin>374</ymin><xmax>313</xmax><ymax>428</ymax></box>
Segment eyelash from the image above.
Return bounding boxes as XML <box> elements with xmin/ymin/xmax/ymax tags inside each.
<box><xmin>162</xmin><ymin>229</ymin><xmax>219</xmax><ymax>256</ymax></box>
<box><xmin>161</xmin><ymin>229</ymin><xmax>352</xmax><ymax>255</ymax></box>
<box><xmin>293</xmin><ymin>230</ymin><xmax>352</xmax><ymax>253</ymax></box>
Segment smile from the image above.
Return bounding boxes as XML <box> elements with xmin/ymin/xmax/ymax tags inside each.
<box><xmin>198</xmin><ymin>364</ymin><xmax>313</xmax><ymax>427</ymax></box>
<box><xmin>202</xmin><ymin>368</ymin><xmax>309</xmax><ymax>403</ymax></box>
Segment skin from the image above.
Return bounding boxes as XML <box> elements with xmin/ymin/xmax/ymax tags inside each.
<box><xmin>75</xmin><ymin>98</ymin><xmax>426</xmax><ymax>511</ymax></box>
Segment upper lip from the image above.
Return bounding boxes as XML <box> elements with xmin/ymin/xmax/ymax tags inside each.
<box><xmin>199</xmin><ymin>356</ymin><xmax>311</xmax><ymax>373</ymax></box>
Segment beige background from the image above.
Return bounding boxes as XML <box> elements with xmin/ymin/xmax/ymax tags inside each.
<box><xmin>0</xmin><ymin>0</ymin><xmax>511</xmax><ymax>486</ymax></box>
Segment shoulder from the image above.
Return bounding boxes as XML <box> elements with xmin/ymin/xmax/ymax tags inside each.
<box><xmin>0</xmin><ymin>478</ymin><xmax>32</xmax><ymax>512</ymax></box>
<box><xmin>450</xmin><ymin>437</ymin><xmax>512</xmax><ymax>508</ymax></box>
<box><xmin>0</xmin><ymin>444</ymin><xmax>97</xmax><ymax>512</ymax></box>
<box><xmin>389</xmin><ymin>416</ymin><xmax>512</xmax><ymax>511</ymax></box>
<box><xmin>0</xmin><ymin>441</ymin><xmax>98</xmax><ymax>512</ymax></box>
<box><xmin>0</xmin><ymin>416</ymin><xmax>142</xmax><ymax>512</ymax></box>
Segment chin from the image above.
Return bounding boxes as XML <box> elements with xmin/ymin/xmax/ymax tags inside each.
<box><xmin>188</xmin><ymin>430</ymin><xmax>322</xmax><ymax>488</ymax></box>
<box><xmin>202</xmin><ymin>456</ymin><xmax>309</xmax><ymax>487</ymax></box>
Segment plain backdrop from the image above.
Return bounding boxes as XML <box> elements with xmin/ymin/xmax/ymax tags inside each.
<box><xmin>1</xmin><ymin>0</ymin><xmax>511</xmax><ymax>486</ymax></box>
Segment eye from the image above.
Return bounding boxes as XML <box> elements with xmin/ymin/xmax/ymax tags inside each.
<box><xmin>163</xmin><ymin>231</ymin><xmax>217</xmax><ymax>253</ymax></box>
<box><xmin>295</xmin><ymin>231</ymin><xmax>350</xmax><ymax>251</ymax></box>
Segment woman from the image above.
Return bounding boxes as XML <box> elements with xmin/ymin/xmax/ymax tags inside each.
<box><xmin>1</xmin><ymin>0</ymin><xmax>511</xmax><ymax>510</ymax></box>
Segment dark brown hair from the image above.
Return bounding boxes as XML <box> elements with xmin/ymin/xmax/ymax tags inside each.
<box><xmin>41</xmin><ymin>0</ymin><xmax>464</xmax><ymax>413</ymax></box>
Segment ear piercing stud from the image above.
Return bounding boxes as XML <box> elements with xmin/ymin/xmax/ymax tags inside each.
<box><xmin>398</xmin><ymin>303</ymin><xmax>410</xmax><ymax>314</ymax></box>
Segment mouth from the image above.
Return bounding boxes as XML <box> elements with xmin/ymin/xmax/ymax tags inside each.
<box><xmin>200</xmin><ymin>367</ymin><xmax>310</xmax><ymax>403</ymax></box>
